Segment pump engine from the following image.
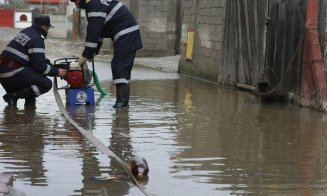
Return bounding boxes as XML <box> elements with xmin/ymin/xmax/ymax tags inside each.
<box><xmin>55</xmin><ymin>60</ymin><xmax>92</xmax><ymax>88</ymax></box>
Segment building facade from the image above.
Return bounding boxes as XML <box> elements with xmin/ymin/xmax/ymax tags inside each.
<box><xmin>178</xmin><ymin>0</ymin><xmax>327</xmax><ymax>107</ymax></box>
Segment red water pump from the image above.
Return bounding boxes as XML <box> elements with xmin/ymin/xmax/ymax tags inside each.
<box><xmin>54</xmin><ymin>57</ymin><xmax>95</xmax><ymax>105</ymax></box>
<box><xmin>66</xmin><ymin>61</ymin><xmax>92</xmax><ymax>88</ymax></box>
<box><xmin>66</xmin><ymin>70</ymin><xmax>84</xmax><ymax>88</ymax></box>
<box><xmin>54</xmin><ymin>59</ymin><xmax>92</xmax><ymax>88</ymax></box>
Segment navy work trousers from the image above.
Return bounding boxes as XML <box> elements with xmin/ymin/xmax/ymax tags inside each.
<box><xmin>0</xmin><ymin>67</ymin><xmax>52</xmax><ymax>95</ymax></box>
<box><xmin>111</xmin><ymin>50</ymin><xmax>136</xmax><ymax>84</ymax></box>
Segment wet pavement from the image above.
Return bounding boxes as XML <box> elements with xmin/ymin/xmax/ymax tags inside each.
<box><xmin>1</xmin><ymin>28</ymin><xmax>327</xmax><ymax>195</ymax></box>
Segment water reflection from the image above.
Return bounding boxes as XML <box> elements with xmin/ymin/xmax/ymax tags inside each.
<box><xmin>1</xmin><ymin>66</ymin><xmax>327</xmax><ymax>195</ymax></box>
<box><xmin>67</xmin><ymin>103</ymin><xmax>144</xmax><ymax>195</ymax></box>
<box><xmin>110</xmin><ymin>109</ymin><xmax>133</xmax><ymax>162</ymax></box>
<box><xmin>254</xmin><ymin>103</ymin><xmax>300</xmax><ymax>195</ymax></box>
<box><xmin>131</xmin><ymin>77</ymin><xmax>327</xmax><ymax>195</ymax></box>
<box><xmin>0</xmin><ymin>106</ymin><xmax>46</xmax><ymax>185</ymax></box>
<box><xmin>67</xmin><ymin>104</ymin><xmax>96</xmax><ymax>131</ymax></box>
<box><xmin>299</xmin><ymin>110</ymin><xmax>326</xmax><ymax>196</ymax></box>
<box><xmin>171</xmin><ymin>82</ymin><xmax>258</xmax><ymax>194</ymax></box>
<box><xmin>77</xmin><ymin>129</ymin><xmax>134</xmax><ymax>196</ymax></box>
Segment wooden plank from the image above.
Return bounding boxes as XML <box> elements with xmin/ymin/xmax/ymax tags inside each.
<box><xmin>253</xmin><ymin>0</ymin><xmax>259</xmax><ymax>86</ymax></box>
<box><xmin>258</xmin><ymin>0</ymin><xmax>269</xmax><ymax>83</ymax></box>
<box><xmin>236</xmin><ymin>83</ymin><xmax>257</xmax><ymax>92</ymax></box>
<box><xmin>237</xmin><ymin>0</ymin><xmax>245</xmax><ymax>84</ymax></box>
<box><xmin>244</xmin><ymin>0</ymin><xmax>252</xmax><ymax>84</ymax></box>
<box><xmin>220</xmin><ymin>0</ymin><xmax>239</xmax><ymax>85</ymax></box>
<box><xmin>221</xmin><ymin>0</ymin><xmax>268</xmax><ymax>87</ymax></box>
<box><xmin>261</xmin><ymin>0</ymin><xmax>306</xmax><ymax>97</ymax></box>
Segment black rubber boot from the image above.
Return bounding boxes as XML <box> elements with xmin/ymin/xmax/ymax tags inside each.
<box><xmin>113</xmin><ymin>83</ymin><xmax>130</xmax><ymax>109</ymax></box>
<box><xmin>24</xmin><ymin>97</ymin><xmax>36</xmax><ymax>108</ymax></box>
<box><xmin>3</xmin><ymin>93</ymin><xmax>19</xmax><ymax>106</ymax></box>
<box><xmin>3</xmin><ymin>87</ymin><xmax>36</xmax><ymax>106</ymax></box>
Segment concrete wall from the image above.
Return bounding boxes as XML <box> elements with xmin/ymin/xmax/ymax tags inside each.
<box><xmin>47</xmin><ymin>14</ymin><xmax>67</xmax><ymax>39</ymax></box>
<box><xmin>63</xmin><ymin>0</ymin><xmax>180</xmax><ymax>57</ymax></box>
<box><xmin>104</xmin><ymin>0</ymin><xmax>180</xmax><ymax>57</ymax></box>
<box><xmin>136</xmin><ymin>0</ymin><xmax>179</xmax><ymax>56</ymax></box>
<box><xmin>179</xmin><ymin>0</ymin><xmax>226</xmax><ymax>82</ymax></box>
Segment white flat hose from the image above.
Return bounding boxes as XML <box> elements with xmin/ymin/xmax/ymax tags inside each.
<box><xmin>53</xmin><ymin>78</ymin><xmax>147</xmax><ymax>195</ymax></box>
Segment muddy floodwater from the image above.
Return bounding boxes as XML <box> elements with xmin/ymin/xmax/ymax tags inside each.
<box><xmin>0</xmin><ymin>61</ymin><xmax>327</xmax><ymax>196</ymax></box>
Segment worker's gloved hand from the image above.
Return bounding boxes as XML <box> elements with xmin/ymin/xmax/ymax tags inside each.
<box><xmin>78</xmin><ymin>56</ymin><xmax>87</xmax><ymax>66</ymax></box>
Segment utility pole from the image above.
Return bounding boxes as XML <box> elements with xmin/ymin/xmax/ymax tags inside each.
<box><xmin>72</xmin><ymin>8</ymin><xmax>80</xmax><ymax>40</ymax></box>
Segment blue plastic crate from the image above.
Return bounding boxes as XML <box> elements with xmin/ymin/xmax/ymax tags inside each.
<box><xmin>65</xmin><ymin>87</ymin><xmax>95</xmax><ymax>105</ymax></box>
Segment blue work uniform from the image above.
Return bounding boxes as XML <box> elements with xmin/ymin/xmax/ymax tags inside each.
<box><xmin>0</xmin><ymin>25</ymin><xmax>59</xmax><ymax>96</ymax></box>
<box><xmin>79</xmin><ymin>0</ymin><xmax>143</xmax><ymax>84</ymax></box>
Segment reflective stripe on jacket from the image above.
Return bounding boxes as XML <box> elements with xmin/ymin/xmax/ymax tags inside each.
<box><xmin>81</xmin><ymin>0</ymin><xmax>143</xmax><ymax>58</ymax></box>
<box><xmin>0</xmin><ymin>25</ymin><xmax>59</xmax><ymax>77</ymax></box>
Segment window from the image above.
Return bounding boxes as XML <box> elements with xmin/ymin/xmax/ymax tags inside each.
<box><xmin>20</xmin><ymin>14</ymin><xmax>27</xmax><ymax>21</ymax></box>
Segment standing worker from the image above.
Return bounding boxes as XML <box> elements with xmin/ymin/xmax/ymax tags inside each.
<box><xmin>0</xmin><ymin>15</ymin><xmax>67</xmax><ymax>107</ymax></box>
<box><xmin>70</xmin><ymin>0</ymin><xmax>143</xmax><ymax>109</ymax></box>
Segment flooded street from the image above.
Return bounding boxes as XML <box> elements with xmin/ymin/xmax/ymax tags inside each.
<box><xmin>0</xmin><ymin>61</ymin><xmax>327</xmax><ymax>196</ymax></box>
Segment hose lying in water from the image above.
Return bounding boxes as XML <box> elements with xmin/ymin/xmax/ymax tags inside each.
<box><xmin>53</xmin><ymin>77</ymin><xmax>147</xmax><ymax>195</ymax></box>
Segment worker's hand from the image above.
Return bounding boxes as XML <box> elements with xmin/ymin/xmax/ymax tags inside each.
<box><xmin>78</xmin><ymin>56</ymin><xmax>87</xmax><ymax>66</ymax></box>
<box><xmin>58</xmin><ymin>68</ymin><xmax>67</xmax><ymax>78</ymax></box>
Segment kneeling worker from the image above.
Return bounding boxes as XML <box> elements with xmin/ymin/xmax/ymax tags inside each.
<box><xmin>0</xmin><ymin>15</ymin><xmax>67</xmax><ymax>106</ymax></box>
